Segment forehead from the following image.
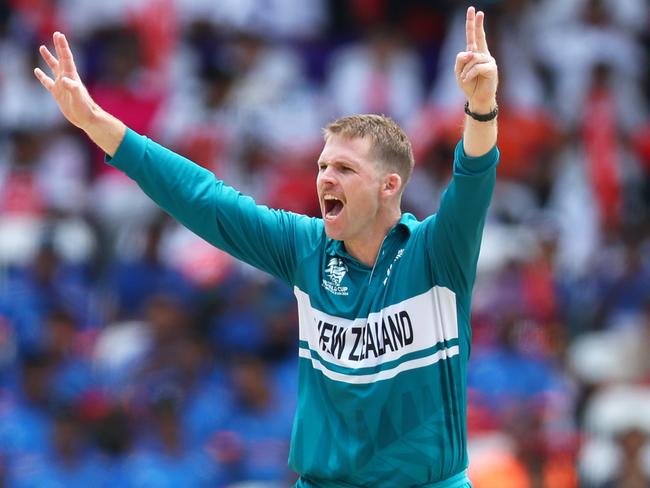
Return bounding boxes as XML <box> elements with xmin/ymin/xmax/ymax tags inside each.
<box><xmin>318</xmin><ymin>134</ymin><xmax>373</xmax><ymax>166</ymax></box>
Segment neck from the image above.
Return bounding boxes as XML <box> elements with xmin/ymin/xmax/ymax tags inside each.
<box><xmin>344</xmin><ymin>210</ymin><xmax>401</xmax><ymax>267</ymax></box>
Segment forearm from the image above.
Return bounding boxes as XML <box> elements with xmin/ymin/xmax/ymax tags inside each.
<box><xmin>462</xmin><ymin>98</ymin><xmax>498</xmax><ymax>157</ymax></box>
<box><xmin>82</xmin><ymin>106</ymin><xmax>127</xmax><ymax>157</ymax></box>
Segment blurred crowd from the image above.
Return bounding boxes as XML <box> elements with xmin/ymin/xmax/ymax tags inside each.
<box><xmin>0</xmin><ymin>0</ymin><xmax>649</xmax><ymax>486</ymax></box>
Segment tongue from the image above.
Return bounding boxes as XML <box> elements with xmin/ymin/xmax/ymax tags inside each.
<box><xmin>327</xmin><ymin>200</ymin><xmax>344</xmax><ymax>218</ymax></box>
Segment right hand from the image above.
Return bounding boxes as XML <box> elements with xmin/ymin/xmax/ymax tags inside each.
<box><xmin>454</xmin><ymin>7</ymin><xmax>498</xmax><ymax>113</ymax></box>
<box><xmin>34</xmin><ymin>32</ymin><xmax>97</xmax><ymax>130</ymax></box>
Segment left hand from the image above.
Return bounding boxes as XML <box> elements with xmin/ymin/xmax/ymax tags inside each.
<box><xmin>34</xmin><ymin>32</ymin><xmax>97</xmax><ymax>131</ymax></box>
<box><xmin>455</xmin><ymin>6</ymin><xmax>498</xmax><ymax>113</ymax></box>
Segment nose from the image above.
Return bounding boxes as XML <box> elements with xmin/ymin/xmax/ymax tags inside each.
<box><xmin>318</xmin><ymin>166</ymin><xmax>337</xmax><ymax>186</ymax></box>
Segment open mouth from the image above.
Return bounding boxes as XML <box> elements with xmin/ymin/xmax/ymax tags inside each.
<box><xmin>324</xmin><ymin>195</ymin><xmax>344</xmax><ymax>219</ymax></box>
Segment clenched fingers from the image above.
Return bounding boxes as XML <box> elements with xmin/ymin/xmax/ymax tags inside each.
<box><xmin>457</xmin><ymin>52</ymin><xmax>494</xmax><ymax>82</ymax></box>
<box><xmin>462</xmin><ymin>61</ymin><xmax>496</xmax><ymax>84</ymax></box>
<box><xmin>455</xmin><ymin>51</ymin><xmax>473</xmax><ymax>77</ymax></box>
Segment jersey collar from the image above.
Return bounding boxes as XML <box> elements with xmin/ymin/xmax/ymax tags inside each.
<box><xmin>325</xmin><ymin>213</ymin><xmax>417</xmax><ymax>257</ymax></box>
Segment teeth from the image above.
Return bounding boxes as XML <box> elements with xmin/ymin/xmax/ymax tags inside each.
<box><xmin>324</xmin><ymin>194</ymin><xmax>340</xmax><ymax>201</ymax></box>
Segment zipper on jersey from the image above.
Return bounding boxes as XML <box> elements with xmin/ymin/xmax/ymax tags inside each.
<box><xmin>368</xmin><ymin>233</ymin><xmax>389</xmax><ymax>284</ymax></box>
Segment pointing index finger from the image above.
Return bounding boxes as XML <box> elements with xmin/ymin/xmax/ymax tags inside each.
<box><xmin>466</xmin><ymin>6</ymin><xmax>477</xmax><ymax>52</ymax></box>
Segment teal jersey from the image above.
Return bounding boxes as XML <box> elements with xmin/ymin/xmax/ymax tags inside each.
<box><xmin>107</xmin><ymin>129</ymin><xmax>498</xmax><ymax>487</ymax></box>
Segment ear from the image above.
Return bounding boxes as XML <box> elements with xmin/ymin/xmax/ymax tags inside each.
<box><xmin>382</xmin><ymin>173</ymin><xmax>402</xmax><ymax>198</ymax></box>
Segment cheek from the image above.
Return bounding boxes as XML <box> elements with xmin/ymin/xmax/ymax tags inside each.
<box><xmin>351</xmin><ymin>189</ymin><xmax>376</xmax><ymax>213</ymax></box>
<box><xmin>316</xmin><ymin>175</ymin><xmax>325</xmax><ymax>195</ymax></box>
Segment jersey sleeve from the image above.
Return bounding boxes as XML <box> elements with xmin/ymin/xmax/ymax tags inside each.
<box><xmin>424</xmin><ymin>138</ymin><xmax>498</xmax><ymax>298</ymax></box>
<box><xmin>105</xmin><ymin>128</ymin><xmax>321</xmax><ymax>286</ymax></box>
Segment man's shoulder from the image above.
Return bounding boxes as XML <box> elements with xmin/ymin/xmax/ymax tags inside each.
<box><xmin>286</xmin><ymin>213</ymin><xmax>326</xmax><ymax>254</ymax></box>
<box><xmin>399</xmin><ymin>212</ymin><xmax>436</xmax><ymax>239</ymax></box>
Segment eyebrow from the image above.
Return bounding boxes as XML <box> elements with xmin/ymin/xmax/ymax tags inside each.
<box><xmin>317</xmin><ymin>158</ymin><xmax>359</xmax><ymax>168</ymax></box>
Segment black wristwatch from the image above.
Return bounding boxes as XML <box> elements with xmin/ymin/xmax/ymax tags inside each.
<box><xmin>464</xmin><ymin>101</ymin><xmax>498</xmax><ymax>122</ymax></box>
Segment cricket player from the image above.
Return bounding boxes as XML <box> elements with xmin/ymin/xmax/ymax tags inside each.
<box><xmin>34</xmin><ymin>6</ymin><xmax>498</xmax><ymax>487</ymax></box>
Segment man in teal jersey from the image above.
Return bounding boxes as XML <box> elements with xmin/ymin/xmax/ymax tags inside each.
<box><xmin>34</xmin><ymin>6</ymin><xmax>498</xmax><ymax>487</ymax></box>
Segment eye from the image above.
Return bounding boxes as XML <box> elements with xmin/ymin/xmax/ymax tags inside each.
<box><xmin>318</xmin><ymin>163</ymin><xmax>327</xmax><ymax>171</ymax></box>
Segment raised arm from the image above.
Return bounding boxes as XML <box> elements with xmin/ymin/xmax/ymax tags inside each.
<box><xmin>455</xmin><ymin>7</ymin><xmax>498</xmax><ymax>156</ymax></box>
<box><xmin>33</xmin><ymin>32</ymin><xmax>126</xmax><ymax>156</ymax></box>
<box><xmin>33</xmin><ymin>32</ymin><xmax>320</xmax><ymax>286</ymax></box>
<box><xmin>424</xmin><ymin>8</ymin><xmax>499</xmax><ymax>299</ymax></box>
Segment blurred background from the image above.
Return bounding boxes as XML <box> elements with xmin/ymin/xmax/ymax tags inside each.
<box><xmin>0</xmin><ymin>0</ymin><xmax>649</xmax><ymax>486</ymax></box>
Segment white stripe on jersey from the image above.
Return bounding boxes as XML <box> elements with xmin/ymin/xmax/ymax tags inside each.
<box><xmin>294</xmin><ymin>286</ymin><xmax>459</xmax><ymax>383</ymax></box>
<box><xmin>298</xmin><ymin>345</ymin><xmax>460</xmax><ymax>384</ymax></box>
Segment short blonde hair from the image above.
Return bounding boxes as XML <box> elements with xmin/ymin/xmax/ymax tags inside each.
<box><xmin>323</xmin><ymin>114</ymin><xmax>414</xmax><ymax>192</ymax></box>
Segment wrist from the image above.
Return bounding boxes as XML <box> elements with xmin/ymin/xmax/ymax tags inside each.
<box><xmin>467</xmin><ymin>98</ymin><xmax>497</xmax><ymax>114</ymax></box>
<box><xmin>464</xmin><ymin>100</ymin><xmax>498</xmax><ymax>122</ymax></box>
<box><xmin>82</xmin><ymin>103</ymin><xmax>105</xmax><ymax>134</ymax></box>
<box><xmin>83</xmin><ymin>107</ymin><xmax>127</xmax><ymax>157</ymax></box>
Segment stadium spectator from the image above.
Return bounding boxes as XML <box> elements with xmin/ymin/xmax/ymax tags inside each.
<box><xmin>0</xmin><ymin>0</ymin><xmax>647</xmax><ymax>485</ymax></box>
